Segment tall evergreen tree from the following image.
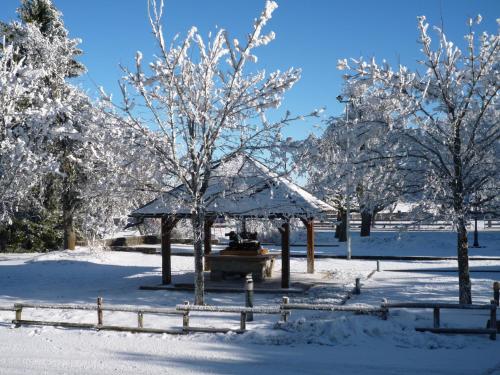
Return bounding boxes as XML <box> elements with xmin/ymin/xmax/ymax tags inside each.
<box><xmin>1</xmin><ymin>0</ymin><xmax>87</xmax><ymax>250</ymax></box>
<box><xmin>16</xmin><ymin>0</ymin><xmax>85</xmax><ymax>77</ymax></box>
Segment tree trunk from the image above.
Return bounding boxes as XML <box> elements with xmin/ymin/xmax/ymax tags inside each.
<box><xmin>62</xmin><ymin>204</ymin><xmax>75</xmax><ymax>250</ymax></box>
<box><xmin>0</xmin><ymin>229</ymin><xmax>7</xmax><ymax>252</ymax></box>
<box><xmin>192</xmin><ymin>208</ymin><xmax>205</xmax><ymax>305</ymax></box>
<box><xmin>61</xmin><ymin>152</ymin><xmax>76</xmax><ymax>251</ymax></box>
<box><xmin>203</xmin><ymin>217</ymin><xmax>214</xmax><ymax>271</ymax></box>
<box><xmin>371</xmin><ymin>212</ymin><xmax>377</xmax><ymax>227</ymax></box>
<box><xmin>334</xmin><ymin>211</ymin><xmax>341</xmax><ymax>238</ymax></box>
<box><xmin>452</xmin><ymin>119</ymin><xmax>471</xmax><ymax>304</ymax></box>
<box><xmin>360</xmin><ymin>211</ymin><xmax>372</xmax><ymax>237</ymax></box>
<box><xmin>457</xmin><ymin>216</ymin><xmax>472</xmax><ymax>304</ymax></box>
<box><xmin>338</xmin><ymin>211</ymin><xmax>347</xmax><ymax>242</ymax></box>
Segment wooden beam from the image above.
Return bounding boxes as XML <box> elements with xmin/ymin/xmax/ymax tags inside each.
<box><xmin>279</xmin><ymin>221</ymin><xmax>290</xmax><ymax>289</ymax></box>
<box><xmin>204</xmin><ymin>217</ymin><xmax>215</xmax><ymax>271</ymax></box>
<box><xmin>306</xmin><ymin>219</ymin><xmax>315</xmax><ymax>274</ymax></box>
<box><xmin>161</xmin><ymin>216</ymin><xmax>179</xmax><ymax>285</ymax></box>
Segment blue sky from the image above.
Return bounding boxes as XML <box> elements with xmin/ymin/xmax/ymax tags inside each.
<box><xmin>1</xmin><ymin>0</ymin><xmax>499</xmax><ymax>140</ymax></box>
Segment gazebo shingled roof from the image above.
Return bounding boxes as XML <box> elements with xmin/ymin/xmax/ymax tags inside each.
<box><xmin>131</xmin><ymin>154</ymin><xmax>335</xmax><ymax>219</ymax></box>
<box><xmin>130</xmin><ymin>154</ymin><xmax>335</xmax><ymax>288</ymax></box>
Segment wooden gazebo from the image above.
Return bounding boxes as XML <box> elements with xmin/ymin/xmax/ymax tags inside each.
<box><xmin>130</xmin><ymin>155</ymin><xmax>335</xmax><ymax>289</ymax></box>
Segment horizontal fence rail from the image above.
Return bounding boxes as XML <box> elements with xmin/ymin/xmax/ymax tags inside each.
<box><xmin>0</xmin><ymin>306</ymin><xmax>16</xmax><ymax>312</ymax></box>
<box><xmin>1</xmin><ymin>295</ymin><xmax>497</xmax><ymax>340</ymax></box>
<box><xmin>382</xmin><ymin>300</ymin><xmax>497</xmax><ymax>340</ymax></box>
<box><xmin>281</xmin><ymin>303</ymin><xmax>383</xmax><ymax>313</ymax></box>
<box><xmin>4</xmin><ymin>297</ymin><xmax>387</xmax><ymax>334</ymax></box>
<box><xmin>11</xmin><ymin>298</ymin><xmax>189</xmax><ymax>335</ymax></box>
<box><xmin>175</xmin><ymin>304</ymin><xmax>281</xmax><ymax>314</ymax></box>
<box><xmin>382</xmin><ymin>302</ymin><xmax>495</xmax><ymax>310</ymax></box>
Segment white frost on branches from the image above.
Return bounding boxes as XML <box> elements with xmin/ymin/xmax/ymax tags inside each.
<box><xmin>337</xmin><ymin>16</ymin><xmax>499</xmax><ymax>303</ymax></box>
<box><xmin>117</xmin><ymin>0</ymin><xmax>302</xmax><ymax>304</ymax></box>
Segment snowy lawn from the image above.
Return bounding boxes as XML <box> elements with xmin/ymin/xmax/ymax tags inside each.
<box><xmin>0</xmin><ymin>233</ymin><xmax>499</xmax><ymax>375</ymax></box>
<box><xmin>288</xmin><ymin>230</ymin><xmax>500</xmax><ymax>257</ymax></box>
<box><xmin>163</xmin><ymin>230</ymin><xmax>500</xmax><ymax>258</ymax></box>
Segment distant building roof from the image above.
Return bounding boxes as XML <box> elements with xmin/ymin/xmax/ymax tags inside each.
<box><xmin>131</xmin><ymin>154</ymin><xmax>335</xmax><ymax>219</ymax></box>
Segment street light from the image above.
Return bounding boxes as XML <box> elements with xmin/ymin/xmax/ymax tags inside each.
<box><xmin>472</xmin><ymin>196</ymin><xmax>480</xmax><ymax>248</ymax></box>
<box><xmin>337</xmin><ymin>94</ymin><xmax>352</xmax><ymax>260</ymax></box>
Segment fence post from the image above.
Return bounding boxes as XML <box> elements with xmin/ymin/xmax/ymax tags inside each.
<box><xmin>494</xmin><ymin>282</ymin><xmax>499</xmax><ymax>306</ymax></box>
<box><xmin>490</xmin><ymin>300</ymin><xmax>497</xmax><ymax>341</ymax></box>
<box><xmin>281</xmin><ymin>296</ymin><xmax>290</xmax><ymax>322</ymax></box>
<box><xmin>97</xmin><ymin>297</ymin><xmax>103</xmax><ymax>326</ymax></box>
<box><xmin>138</xmin><ymin>311</ymin><xmax>144</xmax><ymax>328</ymax></box>
<box><xmin>182</xmin><ymin>301</ymin><xmax>190</xmax><ymax>330</ymax></box>
<box><xmin>433</xmin><ymin>308</ymin><xmax>440</xmax><ymax>328</ymax></box>
<box><xmin>354</xmin><ymin>278</ymin><xmax>361</xmax><ymax>295</ymax></box>
<box><xmin>245</xmin><ymin>274</ymin><xmax>254</xmax><ymax>322</ymax></box>
<box><xmin>381</xmin><ymin>298</ymin><xmax>388</xmax><ymax>320</ymax></box>
<box><xmin>240</xmin><ymin>312</ymin><xmax>247</xmax><ymax>331</ymax></box>
<box><xmin>14</xmin><ymin>306</ymin><xmax>22</xmax><ymax>327</ymax></box>
<box><xmin>376</xmin><ymin>260</ymin><xmax>381</xmax><ymax>272</ymax></box>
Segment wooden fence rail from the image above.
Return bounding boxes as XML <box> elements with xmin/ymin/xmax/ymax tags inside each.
<box><xmin>281</xmin><ymin>302</ymin><xmax>384</xmax><ymax>313</ymax></box>
<box><xmin>14</xmin><ymin>302</ymin><xmax>182</xmax><ymax>315</ymax></box>
<box><xmin>0</xmin><ymin>306</ymin><xmax>16</xmax><ymax>312</ymax></box>
<box><xmin>2</xmin><ymin>296</ymin><xmax>497</xmax><ymax>340</ymax></box>
<box><xmin>382</xmin><ymin>300</ymin><xmax>497</xmax><ymax>340</ymax></box>
<box><xmin>12</xmin><ymin>298</ymin><xmax>187</xmax><ymax>335</ymax></box>
<box><xmin>176</xmin><ymin>301</ymin><xmax>282</xmax><ymax>331</ymax></box>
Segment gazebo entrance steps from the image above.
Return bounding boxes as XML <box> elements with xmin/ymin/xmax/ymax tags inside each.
<box><xmin>139</xmin><ymin>271</ymin><xmax>341</xmax><ymax>294</ymax></box>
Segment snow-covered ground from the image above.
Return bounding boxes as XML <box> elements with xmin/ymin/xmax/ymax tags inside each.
<box><xmin>0</xmin><ymin>231</ymin><xmax>499</xmax><ymax>374</ymax></box>
<box><xmin>131</xmin><ymin>229</ymin><xmax>500</xmax><ymax>259</ymax></box>
<box><xmin>289</xmin><ymin>230</ymin><xmax>500</xmax><ymax>257</ymax></box>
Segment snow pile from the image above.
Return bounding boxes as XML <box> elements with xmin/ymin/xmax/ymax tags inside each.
<box><xmin>227</xmin><ymin>312</ymin><xmax>469</xmax><ymax>350</ymax></box>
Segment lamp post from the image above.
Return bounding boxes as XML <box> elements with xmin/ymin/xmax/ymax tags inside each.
<box><xmin>472</xmin><ymin>196</ymin><xmax>480</xmax><ymax>248</ymax></box>
<box><xmin>337</xmin><ymin>95</ymin><xmax>352</xmax><ymax>260</ymax></box>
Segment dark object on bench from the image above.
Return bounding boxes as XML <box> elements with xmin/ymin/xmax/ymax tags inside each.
<box><xmin>225</xmin><ymin>231</ymin><xmax>260</xmax><ymax>250</ymax></box>
<box><xmin>220</xmin><ymin>231</ymin><xmax>268</xmax><ymax>256</ymax></box>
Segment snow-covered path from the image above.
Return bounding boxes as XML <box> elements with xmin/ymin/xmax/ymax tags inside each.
<box><xmin>1</xmin><ymin>324</ymin><xmax>498</xmax><ymax>375</ymax></box>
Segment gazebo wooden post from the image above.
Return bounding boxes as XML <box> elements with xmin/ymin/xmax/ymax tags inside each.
<box><xmin>279</xmin><ymin>220</ymin><xmax>290</xmax><ymax>289</ymax></box>
<box><xmin>306</xmin><ymin>218</ymin><xmax>315</xmax><ymax>274</ymax></box>
<box><xmin>161</xmin><ymin>215</ymin><xmax>179</xmax><ymax>285</ymax></box>
<box><xmin>300</xmin><ymin>217</ymin><xmax>315</xmax><ymax>274</ymax></box>
<box><xmin>204</xmin><ymin>217</ymin><xmax>215</xmax><ymax>271</ymax></box>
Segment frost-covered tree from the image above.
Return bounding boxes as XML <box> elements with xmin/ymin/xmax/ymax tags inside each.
<box><xmin>0</xmin><ymin>1</ymin><xmax>161</xmax><ymax>250</ymax></box>
<box><xmin>1</xmin><ymin>0</ymin><xmax>88</xmax><ymax>250</ymax></box>
<box><xmin>74</xmin><ymin>105</ymin><xmax>170</xmax><ymax>241</ymax></box>
<box><xmin>118</xmin><ymin>0</ymin><xmax>302</xmax><ymax>304</ymax></box>
<box><xmin>289</xmin><ymin>99</ymin><xmax>411</xmax><ymax>240</ymax></box>
<box><xmin>5</xmin><ymin>0</ymin><xmax>85</xmax><ymax>77</ymax></box>
<box><xmin>0</xmin><ymin>42</ymin><xmax>55</xmax><ymax>227</ymax></box>
<box><xmin>338</xmin><ymin>16</ymin><xmax>500</xmax><ymax>303</ymax></box>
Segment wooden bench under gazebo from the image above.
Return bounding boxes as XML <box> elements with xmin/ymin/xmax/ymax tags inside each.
<box><xmin>130</xmin><ymin>154</ymin><xmax>335</xmax><ymax>290</ymax></box>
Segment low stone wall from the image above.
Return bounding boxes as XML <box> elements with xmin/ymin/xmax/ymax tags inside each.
<box><xmin>104</xmin><ymin>235</ymin><xmax>218</xmax><ymax>248</ymax></box>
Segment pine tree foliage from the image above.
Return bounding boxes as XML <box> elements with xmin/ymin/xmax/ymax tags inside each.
<box><xmin>0</xmin><ymin>41</ymin><xmax>56</xmax><ymax>224</ymax></box>
<box><xmin>0</xmin><ymin>0</ymin><xmax>154</xmax><ymax>249</ymax></box>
